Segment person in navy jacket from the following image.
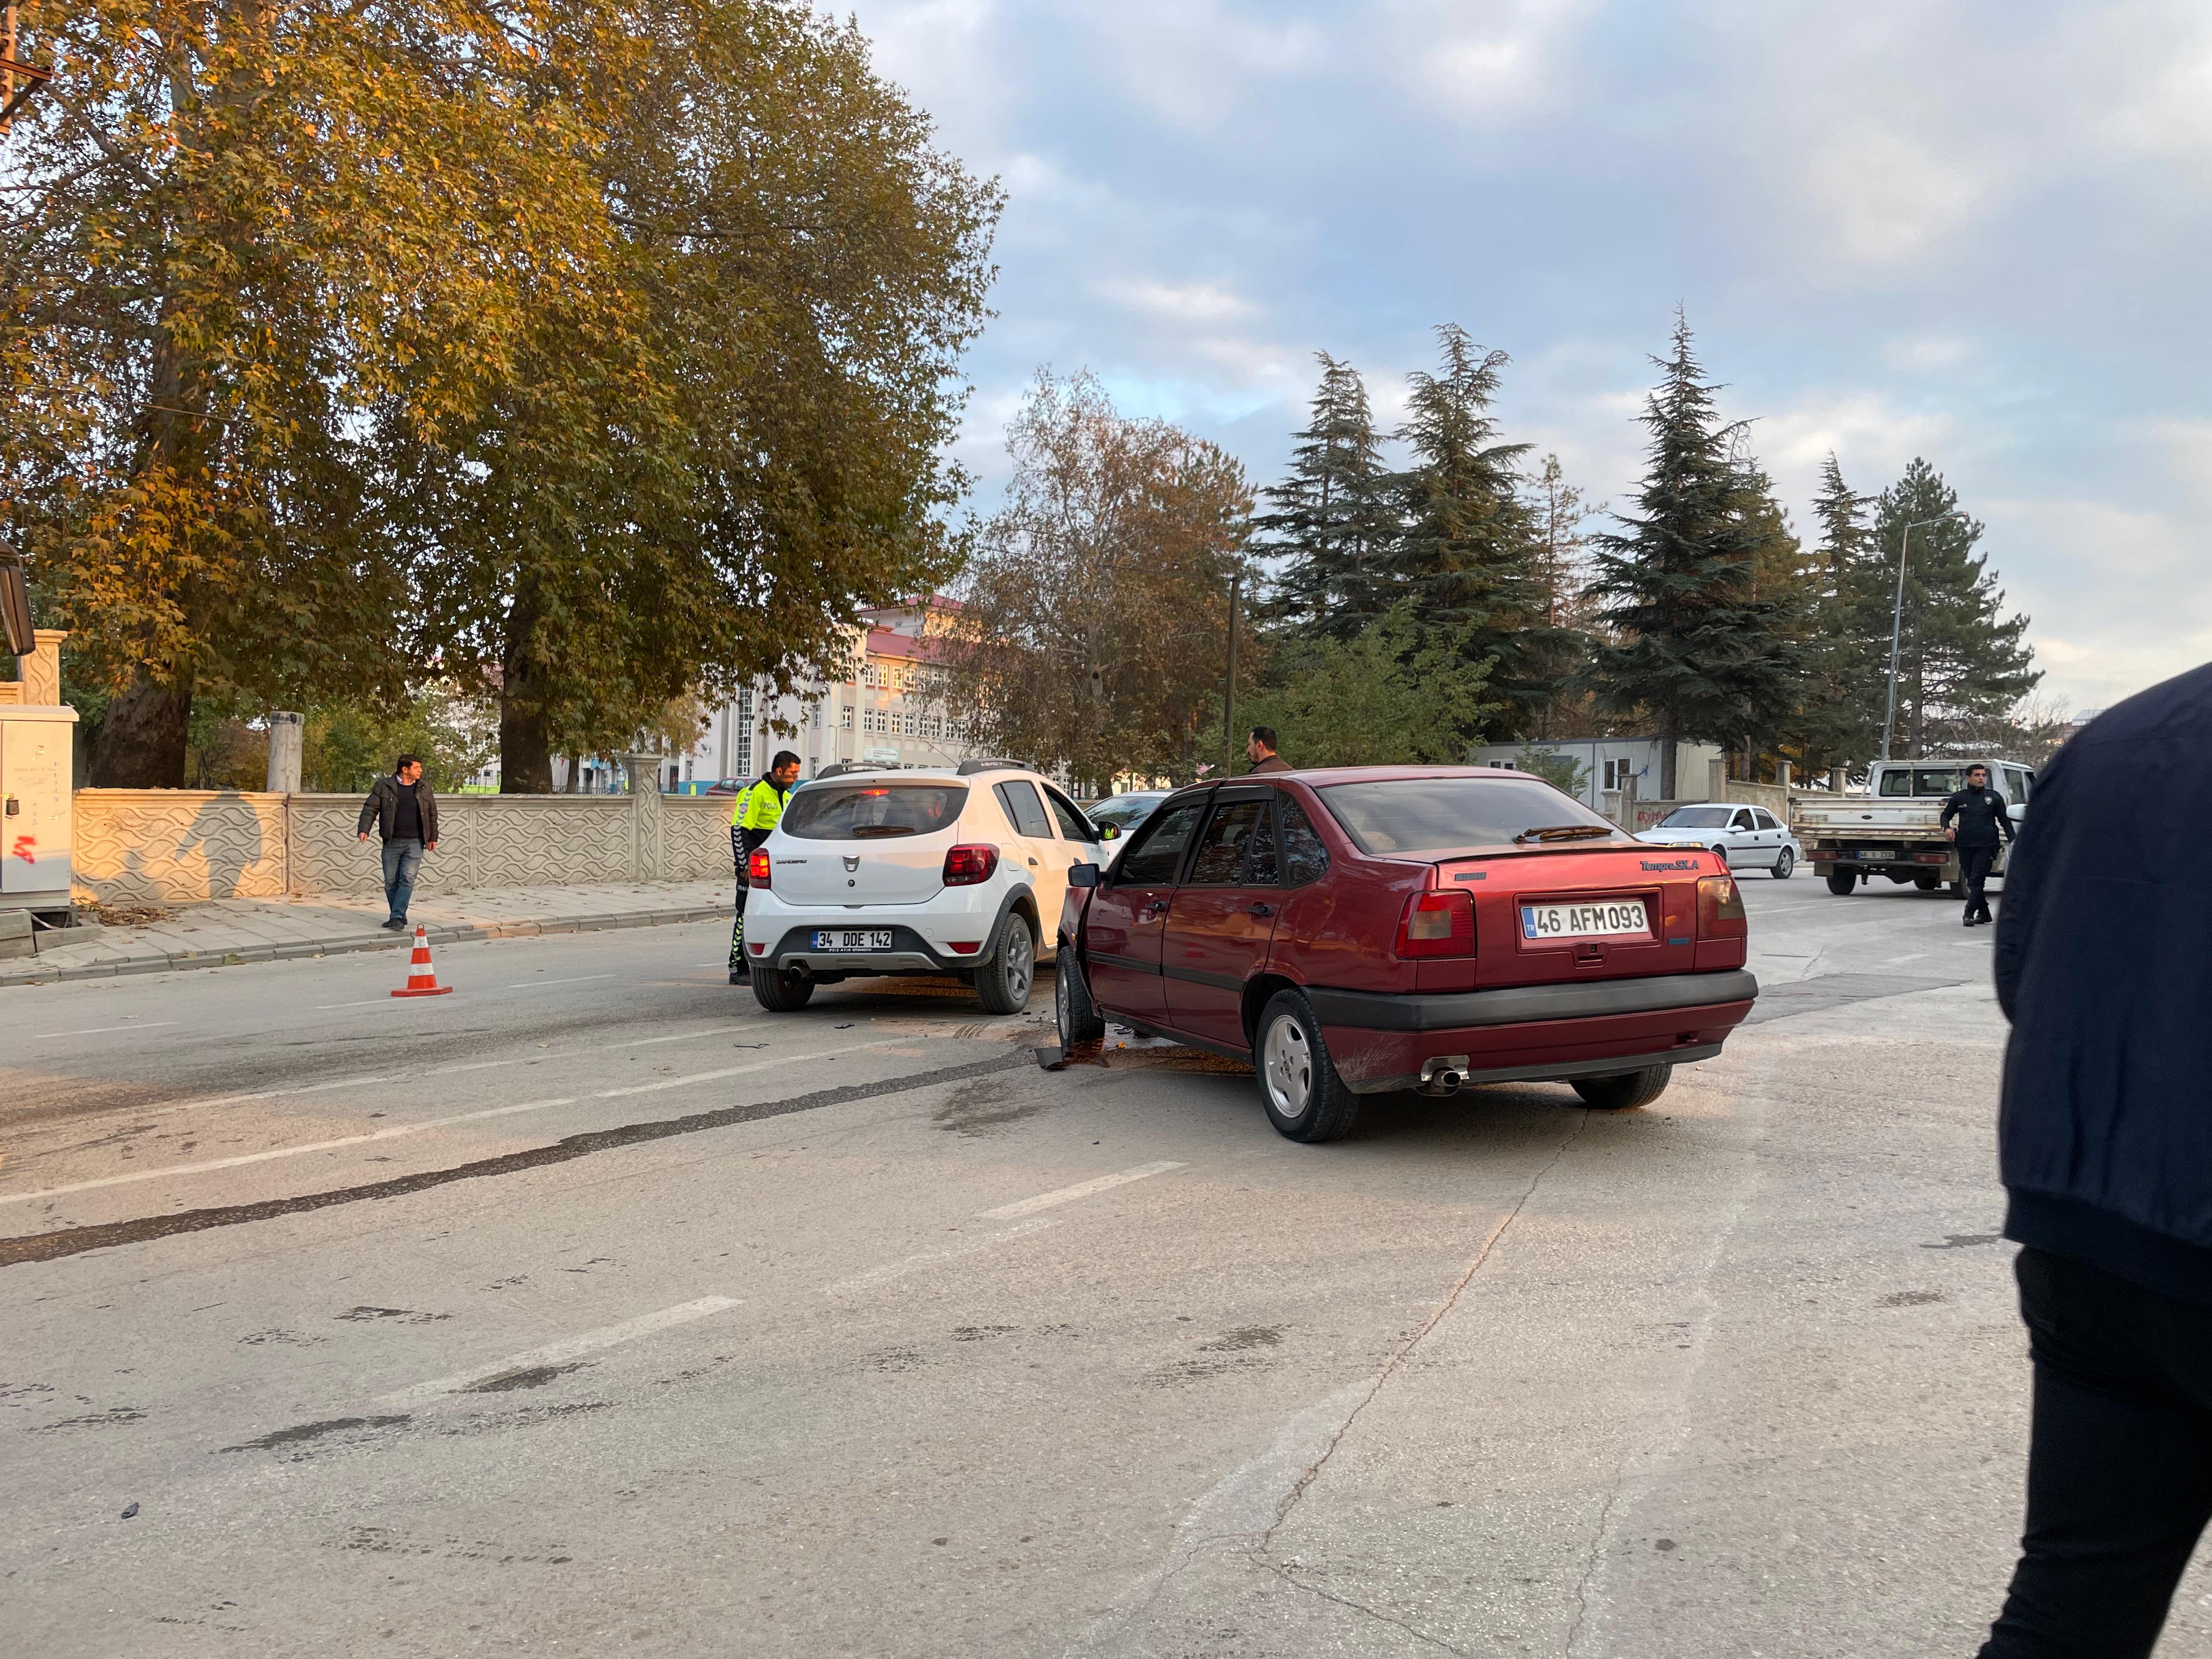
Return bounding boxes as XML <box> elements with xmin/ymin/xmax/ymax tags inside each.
<box><xmin>1978</xmin><ymin>664</ymin><xmax>2212</xmax><ymax>1657</ymax></box>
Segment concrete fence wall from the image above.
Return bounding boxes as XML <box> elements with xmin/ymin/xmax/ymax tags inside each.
<box><xmin>71</xmin><ymin>789</ymin><xmax>733</xmax><ymax>907</ymax></box>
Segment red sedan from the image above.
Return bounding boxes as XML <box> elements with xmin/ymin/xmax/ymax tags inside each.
<box><xmin>1053</xmin><ymin>766</ymin><xmax>1758</xmax><ymax>1141</ymax></box>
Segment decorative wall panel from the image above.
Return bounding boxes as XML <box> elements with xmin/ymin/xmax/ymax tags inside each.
<box><xmin>72</xmin><ymin>791</ymin><xmax>289</xmax><ymax>906</ymax></box>
<box><xmin>72</xmin><ymin>788</ymin><xmax>715</xmax><ymax>905</ymax></box>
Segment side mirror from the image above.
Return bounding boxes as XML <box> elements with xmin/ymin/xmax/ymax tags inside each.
<box><xmin>1069</xmin><ymin>863</ymin><xmax>1099</xmax><ymax>888</ymax></box>
<box><xmin>1099</xmin><ymin>823</ymin><xmax>1121</xmax><ymax>841</ymax></box>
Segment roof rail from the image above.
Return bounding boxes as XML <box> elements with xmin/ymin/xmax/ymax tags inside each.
<box><xmin>814</xmin><ymin>761</ymin><xmax>885</xmax><ymax>780</ymax></box>
<box><xmin>955</xmin><ymin>757</ymin><xmax>1030</xmax><ymax>776</ymax></box>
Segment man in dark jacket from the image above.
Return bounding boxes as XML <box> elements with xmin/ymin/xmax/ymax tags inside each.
<box><xmin>1941</xmin><ymin>763</ymin><xmax>2016</xmax><ymax>926</ymax></box>
<box><xmin>1246</xmin><ymin>726</ymin><xmax>1291</xmax><ymax>775</ymax></box>
<box><xmin>357</xmin><ymin>755</ymin><xmax>438</xmax><ymax>932</ymax></box>
<box><xmin>1977</xmin><ymin>665</ymin><xmax>2212</xmax><ymax>1658</ymax></box>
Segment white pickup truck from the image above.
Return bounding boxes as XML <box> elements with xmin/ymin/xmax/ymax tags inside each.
<box><xmin>1796</xmin><ymin>759</ymin><xmax>2034</xmax><ymax>898</ymax></box>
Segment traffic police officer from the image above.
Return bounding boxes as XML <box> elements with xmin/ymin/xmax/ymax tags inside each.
<box><xmin>729</xmin><ymin>750</ymin><xmax>802</xmax><ymax>981</ymax></box>
<box><xmin>1941</xmin><ymin>762</ymin><xmax>2018</xmax><ymax>927</ymax></box>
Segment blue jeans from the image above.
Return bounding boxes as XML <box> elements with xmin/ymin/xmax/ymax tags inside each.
<box><xmin>381</xmin><ymin>838</ymin><xmax>425</xmax><ymax>923</ymax></box>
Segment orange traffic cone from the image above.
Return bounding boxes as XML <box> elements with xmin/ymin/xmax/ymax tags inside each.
<box><xmin>391</xmin><ymin>924</ymin><xmax>454</xmax><ymax>997</ymax></box>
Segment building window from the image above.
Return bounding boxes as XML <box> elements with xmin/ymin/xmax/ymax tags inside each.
<box><xmin>1602</xmin><ymin>758</ymin><xmax>1635</xmax><ymax>791</ymax></box>
<box><xmin>840</xmin><ymin>706</ymin><xmax>853</xmax><ymax>730</ymax></box>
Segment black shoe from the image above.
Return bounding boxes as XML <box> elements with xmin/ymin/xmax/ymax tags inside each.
<box><xmin>381</xmin><ymin>917</ymin><xmax>407</xmax><ymax>932</ymax></box>
<box><xmin>729</xmin><ymin>970</ymin><xmax>746</xmax><ymax>985</ymax></box>
<box><xmin>1963</xmin><ymin>914</ymin><xmax>1977</xmax><ymax>928</ymax></box>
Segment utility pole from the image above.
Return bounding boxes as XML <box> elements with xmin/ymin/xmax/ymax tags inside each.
<box><xmin>1879</xmin><ymin>514</ymin><xmax>1962</xmax><ymax>763</ymax></box>
<box><xmin>1</xmin><ymin>5</ymin><xmax>54</xmax><ymax>136</ymax></box>
<box><xmin>1222</xmin><ymin>573</ymin><xmax>1239</xmax><ymax>775</ymax></box>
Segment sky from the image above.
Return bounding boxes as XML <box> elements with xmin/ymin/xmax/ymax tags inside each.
<box><xmin>847</xmin><ymin>0</ymin><xmax>2212</xmax><ymax>721</ymax></box>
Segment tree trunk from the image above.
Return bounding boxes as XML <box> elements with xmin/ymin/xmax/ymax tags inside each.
<box><xmin>499</xmin><ymin>576</ymin><xmax>555</xmax><ymax>793</ymax></box>
<box><xmin>1659</xmin><ymin>722</ymin><xmax>1679</xmax><ymax>801</ymax></box>
<box><xmin>88</xmin><ymin>666</ymin><xmax>194</xmax><ymax>787</ymax></box>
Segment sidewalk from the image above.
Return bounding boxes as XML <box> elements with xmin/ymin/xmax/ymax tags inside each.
<box><xmin>2</xmin><ymin>880</ymin><xmax>735</xmax><ymax>986</ymax></box>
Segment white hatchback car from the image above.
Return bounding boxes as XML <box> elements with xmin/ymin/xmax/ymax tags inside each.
<box><xmin>740</xmin><ymin>761</ymin><xmax>1106</xmax><ymax>1013</ymax></box>
<box><xmin>1634</xmin><ymin>802</ymin><xmax>1801</xmax><ymax>878</ymax></box>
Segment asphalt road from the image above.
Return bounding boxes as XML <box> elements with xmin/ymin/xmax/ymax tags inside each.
<box><xmin>5</xmin><ymin>875</ymin><xmax>2209</xmax><ymax>1657</ymax></box>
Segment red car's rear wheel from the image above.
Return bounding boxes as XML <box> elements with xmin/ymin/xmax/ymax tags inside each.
<box><xmin>1256</xmin><ymin>990</ymin><xmax>1360</xmax><ymax>1143</ymax></box>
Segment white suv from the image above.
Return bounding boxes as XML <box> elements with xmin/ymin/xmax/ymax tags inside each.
<box><xmin>740</xmin><ymin>761</ymin><xmax>1106</xmax><ymax>1014</ymax></box>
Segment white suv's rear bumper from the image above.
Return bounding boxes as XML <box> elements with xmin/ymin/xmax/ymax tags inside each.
<box><xmin>741</xmin><ymin>888</ymin><xmax>1022</xmax><ymax>977</ymax></box>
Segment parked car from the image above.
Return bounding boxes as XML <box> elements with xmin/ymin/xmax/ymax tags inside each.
<box><xmin>1634</xmin><ymin>803</ymin><xmax>1801</xmax><ymax>878</ymax></box>
<box><xmin>1079</xmin><ymin>789</ymin><xmax>1171</xmax><ymax>865</ymax></box>
<box><xmin>1052</xmin><ymin>766</ymin><xmax>1759</xmax><ymax>1142</ymax></box>
<box><xmin>739</xmin><ymin>761</ymin><xmax>1105</xmax><ymax>1014</ymax></box>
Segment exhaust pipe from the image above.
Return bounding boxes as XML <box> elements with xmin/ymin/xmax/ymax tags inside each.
<box><xmin>1419</xmin><ymin>1055</ymin><xmax>1471</xmax><ymax>1096</ymax></box>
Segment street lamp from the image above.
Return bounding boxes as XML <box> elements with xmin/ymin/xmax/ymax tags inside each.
<box><xmin>1878</xmin><ymin>512</ymin><xmax>1965</xmax><ymax>763</ymax></box>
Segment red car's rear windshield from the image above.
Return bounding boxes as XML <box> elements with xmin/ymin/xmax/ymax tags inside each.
<box><xmin>1318</xmin><ymin>777</ymin><xmax>1622</xmax><ymax>855</ymax></box>
<box><xmin>782</xmin><ymin>783</ymin><xmax>968</xmax><ymax>839</ymax></box>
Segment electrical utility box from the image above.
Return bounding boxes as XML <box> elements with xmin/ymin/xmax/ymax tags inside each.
<box><xmin>0</xmin><ymin>702</ymin><xmax>78</xmax><ymax>915</ymax></box>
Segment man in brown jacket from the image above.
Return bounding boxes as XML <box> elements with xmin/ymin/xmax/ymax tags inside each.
<box><xmin>357</xmin><ymin>755</ymin><xmax>439</xmax><ymax>931</ymax></box>
<box><xmin>1247</xmin><ymin>726</ymin><xmax>1292</xmax><ymax>774</ymax></box>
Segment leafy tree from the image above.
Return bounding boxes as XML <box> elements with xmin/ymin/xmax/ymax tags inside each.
<box><xmin>1733</xmin><ymin>448</ymin><xmax>1818</xmax><ymax>768</ymax></box>
<box><xmin>943</xmin><ymin>372</ymin><xmax>1255</xmax><ymax>792</ymax></box>
<box><xmin>3</xmin><ymin>0</ymin><xmax>629</xmax><ymax>785</ymax></box>
<box><xmin>1525</xmin><ymin>452</ymin><xmax>1602</xmax><ymax>737</ymax></box>
<box><xmin>1584</xmin><ymin>314</ymin><xmax>1802</xmax><ymax>799</ymax></box>
<box><xmin>1240</xmin><ymin>601</ymin><xmax>1499</xmax><ymax>769</ymax></box>
<box><xmin>4</xmin><ymin>0</ymin><xmax>999</xmax><ymax>793</ymax></box>
<box><xmin>1872</xmin><ymin>458</ymin><xmax>2039</xmax><ymax>757</ymax></box>
<box><xmin>302</xmin><ymin>691</ymin><xmax>497</xmax><ymax>794</ymax></box>
<box><xmin>1257</xmin><ymin>354</ymin><xmax>1392</xmax><ymax>639</ymax></box>
<box><xmin>384</xmin><ymin>4</ymin><xmax>1000</xmax><ymax>791</ymax></box>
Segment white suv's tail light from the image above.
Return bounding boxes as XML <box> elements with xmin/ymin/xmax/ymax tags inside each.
<box><xmin>942</xmin><ymin>844</ymin><xmax>999</xmax><ymax>886</ymax></box>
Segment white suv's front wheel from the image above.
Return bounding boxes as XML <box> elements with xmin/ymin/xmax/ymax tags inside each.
<box><xmin>975</xmin><ymin>912</ymin><xmax>1035</xmax><ymax>1014</ymax></box>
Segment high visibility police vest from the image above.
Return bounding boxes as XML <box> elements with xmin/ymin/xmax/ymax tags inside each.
<box><xmin>731</xmin><ymin>777</ymin><xmax>789</xmax><ymax>834</ymax></box>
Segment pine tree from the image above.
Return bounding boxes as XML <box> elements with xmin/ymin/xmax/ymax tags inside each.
<box><xmin>1378</xmin><ymin>325</ymin><xmax>1562</xmax><ymax>734</ymax></box>
<box><xmin>1584</xmin><ymin>314</ymin><xmax>1802</xmax><ymax>799</ymax></box>
<box><xmin>1256</xmin><ymin>355</ymin><xmax>1391</xmax><ymax>639</ymax></box>
<box><xmin>1872</xmin><ymin>459</ymin><xmax>2039</xmax><ymax>757</ymax></box>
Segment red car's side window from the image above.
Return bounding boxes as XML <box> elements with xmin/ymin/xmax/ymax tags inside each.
<box><xmin>1279</xmin><ymin>799</ymin><xmax>1330</xmax><ymax>886</ymax></box>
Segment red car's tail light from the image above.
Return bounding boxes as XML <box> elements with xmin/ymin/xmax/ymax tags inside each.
<box><xmin>747</xmin><ymin>849</ymin><xmax>772</xmax><ymax>889</ymax></box>
<box><xmin>1696</xmin><ymin>874</ymin><xmax>1746</xmax><ymax>938</ymax></box>
<box><xmin>1396</xmin><ymin>889</ymin><xmax>1475</xmax><ymax>958</ymax></box>
<box><xmin>942</xmin><ymin>844</ymin><xmax>1000</xmax><ymax>886</ymax></box>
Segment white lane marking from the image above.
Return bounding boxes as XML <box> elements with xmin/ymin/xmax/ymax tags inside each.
<box><xmin>315</xmin><ymin>998</ymin><xmax>402</xmax><ymax>1011</ymax></box>
<box><xmin>975</xmin><ymin>1161</ymin><xmax>1186</xmax><ymax>1221</ymax></box>
<box><xmin>1</xmin><ymin>1035</ymin><xmax>918</xmax><ymax>1205</ymax></box>
<box><xmin>83</xmin><ymin>1026</ymin><xmax>768</xmax><ymax>1122</ymax></box>
<box><xmin>0</xmin><ymin>1099</ymin><xmax>579</xmax><ymax>1205</ymax></box>
<box><xmin>380</xmin><ymin>1296</ymin><xmax>743</xmax><ymax>1404</ymax></box>
<box><xmin>504</xmin><ymin>973</ymin><xmax>616</xmax><ymax>990</ymax></box>
<box><xmin>27</xmin><ymin>1021</ymin><xmax>181</xmax><ymax>1040</ymax></box>
<box><xmin>826</xmin><ymin>1219</ymin><xmax>1060</xmax><ymax>1294</ymax></box>
<box><xmin>590</xmin><ymin>1039</ymin><xmax>906</xmax><ymax>1099</ymax></box>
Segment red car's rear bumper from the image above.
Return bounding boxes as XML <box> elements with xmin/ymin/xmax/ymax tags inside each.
<box><xmin>1307</xmin><ymin>969</ymin><xmax>1758</xmax><ymax>1094</ymax></box>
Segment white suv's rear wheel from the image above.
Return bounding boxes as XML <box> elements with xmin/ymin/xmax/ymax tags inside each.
<box><xmin>975</xmin><ymin>913</ymin><xmax>1035</xmax><ymax>1014</ymax></box>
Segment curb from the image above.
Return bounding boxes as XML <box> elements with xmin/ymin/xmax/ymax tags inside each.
<box><xmin>0</xmin><ymin>904</ymin><xmax>736</xmax><ymax>988</ymax></box>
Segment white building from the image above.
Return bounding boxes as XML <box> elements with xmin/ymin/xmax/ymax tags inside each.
<box><xmin>673</xmin><ymin>599</ymin><xmax>982</xmax><ymax>789</ymax></box>
<box><xmin>1472</xmin><ymin>736</ymin><xmax>1728</xmax><ymax>813</ymax></box>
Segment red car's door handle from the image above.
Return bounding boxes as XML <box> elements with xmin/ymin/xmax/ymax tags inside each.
<box><xmin>1246</xmin><ymin>902</ymin><xmax>1274</xmax><ymax>918</ymax></box>
<box><xmin>1143</xmin><ymin>900</ymin><xmax>1169</xmax><ymax>917</ymax></box>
